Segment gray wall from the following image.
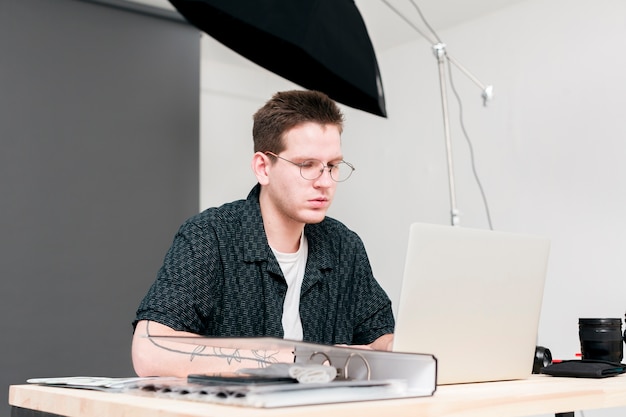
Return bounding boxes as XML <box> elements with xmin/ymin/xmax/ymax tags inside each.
<box><xmin>0</xmin><ymin>1</ymin><xmax>200</xmax><ymax>416</ymax></box>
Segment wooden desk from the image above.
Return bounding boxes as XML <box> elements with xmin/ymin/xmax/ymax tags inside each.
<box><xmin>8</xmin><ymin>375</ymin><xmax>626</xmax><ymax>417</ymax></box>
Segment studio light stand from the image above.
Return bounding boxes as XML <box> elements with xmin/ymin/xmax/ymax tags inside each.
<box><xmin>432</xmin><ymin>42</ymin><xmax>493</xmax><ymax>226</ymax></box>
<box><xmin>381</xmin><ymin>0</ymin><xmax>494</xmax><ymax>227</ymax></box>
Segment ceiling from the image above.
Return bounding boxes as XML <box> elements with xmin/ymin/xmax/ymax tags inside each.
<box><xmin>128</xmin><ymin>0</ymin><xmax>528</xmax><ymax>52</ymax></box>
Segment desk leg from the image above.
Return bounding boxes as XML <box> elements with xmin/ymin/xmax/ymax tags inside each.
<box><xmin>555</xmin><ymin>413</ymin><xmax>574</xmax><ymax>417</ymax></box>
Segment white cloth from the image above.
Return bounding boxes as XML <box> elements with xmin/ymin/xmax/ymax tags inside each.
<box><xmin>238</xmin><ymin>363</ymin><xmax>337</xmax><ymax>384</ymax></box>
<box><xmin>288</xmin><ymin>364</ymin><xmax>337</xmax><ymax>383</ymax></box>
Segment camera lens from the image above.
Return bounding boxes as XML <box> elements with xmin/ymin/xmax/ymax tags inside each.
<box><xmin>533</xmin><ymin>346</ymin><xmax>552</xmax><ymax>374</ymax></box>
<box><xmin>579</xmin><ymin>318</ymin><xmax>623</xmax><ymax>363</ymax></box>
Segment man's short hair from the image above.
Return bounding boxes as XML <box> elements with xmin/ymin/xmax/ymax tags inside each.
<box><xmin>253</xmin><ymin>90</ymin><xmax>345</xmax><ymax>153</ymax></box>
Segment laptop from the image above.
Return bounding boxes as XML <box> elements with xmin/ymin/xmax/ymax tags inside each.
<box><xmin>392</xmin><ymin>222</ymin><xmax>551</xmax><ymax>385</ymax></box>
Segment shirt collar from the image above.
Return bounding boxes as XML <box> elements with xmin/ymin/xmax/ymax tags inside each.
<box><xmin>242</xmin><ymin>184</ymin><xmax>335</xmax><ymax>271</ymax></box>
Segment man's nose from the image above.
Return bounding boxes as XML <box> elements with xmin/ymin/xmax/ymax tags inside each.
<box><xmin>314</xmin><ymin>167</ymin><xmax>334</xmax><ymax>186</ymax></box>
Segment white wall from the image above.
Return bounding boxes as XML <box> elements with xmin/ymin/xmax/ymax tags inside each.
<box><xmin>200</xmin><ymin>1</ymin><xmax>626</xmax><ymax>414</ymax></box>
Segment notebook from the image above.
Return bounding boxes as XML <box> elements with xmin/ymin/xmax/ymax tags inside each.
<box><xmin>392</xmin><ymin>222</ymin><xmax>551</xmax><ymax>385</ymax></box>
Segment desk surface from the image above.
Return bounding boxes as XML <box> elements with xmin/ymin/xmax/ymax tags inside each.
<box><xmin>9</xmin><ymin>374</ymin><xmax>626</xmax><ymax>417</ymax></box>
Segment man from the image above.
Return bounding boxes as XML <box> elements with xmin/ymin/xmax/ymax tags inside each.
<box><xmin>132</xmin><ymin>90</ymin><xmax>394</xmax><ymax>377</ymax></box>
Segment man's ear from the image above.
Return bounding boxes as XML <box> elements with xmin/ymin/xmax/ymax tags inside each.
<box><xmin>251</xmin><ymin>152</ymin><xmax>271</xmax><ymax>185</ymax></box>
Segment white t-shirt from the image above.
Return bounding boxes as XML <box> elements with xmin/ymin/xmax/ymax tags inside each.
<box><xmin>271</xmin><ymin>233</ymin><xmax>308</xmax><ymax>341</ymax></box>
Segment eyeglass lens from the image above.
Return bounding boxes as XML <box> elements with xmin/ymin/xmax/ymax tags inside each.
<box><xmin>300</xmin><ymin>160</ymin><xmax>353</xmax><ymax>182</ymax></box>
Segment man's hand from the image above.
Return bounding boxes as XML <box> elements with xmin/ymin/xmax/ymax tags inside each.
<box><xmin>368</xmin><ymin>333</ymin><xmax>394</xmax><ymax>351</ymax></box>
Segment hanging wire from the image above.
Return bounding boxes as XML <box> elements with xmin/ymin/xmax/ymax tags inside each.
<box><xmin>380</xmin><ymin>0</ymin><xmax>438</xmax><ymax>45</ymax></box>
<box><xmin>407</xmin><ymin>0</ymin><xmax>442</xmax><ymax>43</ymax></box>
<box><xmin>381</xmin><ymin>0</ymin><xmax>495</xmax><ymax>230</ymax></box>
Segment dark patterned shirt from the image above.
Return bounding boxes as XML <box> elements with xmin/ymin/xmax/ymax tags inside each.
<box><xmin>134</xmin><ymin>184</ymin><xmax>394</xmax><ymax>345</ymax></box>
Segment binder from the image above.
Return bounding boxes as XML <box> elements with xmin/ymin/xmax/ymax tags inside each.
<box><xmin>144</xmin><ymin>336</ymin><xmax>437</xmax><ymax>406</ymax></box>
<box><xmin>28</xmin><ymin>337</ymin><xmax>436</xmax><ymax>408</ymax></box>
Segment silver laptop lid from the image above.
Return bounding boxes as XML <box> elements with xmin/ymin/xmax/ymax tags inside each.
<box><xmin>392</xmin><ymin>223</ymin><xmax>550</xmax><ymax>385</ymax></box>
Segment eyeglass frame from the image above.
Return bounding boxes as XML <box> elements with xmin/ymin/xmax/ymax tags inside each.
<box><xmin>264</xmin><ymin>151</ymin><xmax>355</xmax><ymax>182</ymax></box>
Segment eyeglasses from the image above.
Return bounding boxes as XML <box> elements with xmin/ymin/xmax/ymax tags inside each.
<box><xmin>265</xmin><ymin>152</ymin><xmax>355</xmax><ymax>182</ymax></box>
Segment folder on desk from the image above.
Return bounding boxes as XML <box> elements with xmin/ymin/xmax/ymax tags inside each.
<box><xmin>143</xmin><ymin>336</ymin><xmax>437</xmax><ymax>407</ymax></box>
<box><xmin>28</xmin><ymin>337</ymin><xmax>436</xmax><ymax>408</ymax></box>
